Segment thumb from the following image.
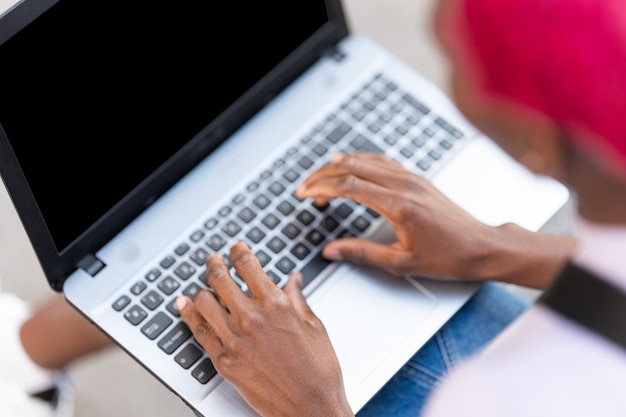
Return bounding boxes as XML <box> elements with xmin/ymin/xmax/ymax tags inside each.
<box><xmin>282</xmin><ymin>272</ymin><xmax>315</xmax><ymax>318</ymax></box>
<box><xmin>323</xmin><ymin>238</ymin><xmax>403</xmax><ymax>269</ymax></box>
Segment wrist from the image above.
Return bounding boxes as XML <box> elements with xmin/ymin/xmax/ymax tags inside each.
<box><xmin>476</xmin><ymin>223</ymin><xmax>577</xmax><ymax>289</ymax></box>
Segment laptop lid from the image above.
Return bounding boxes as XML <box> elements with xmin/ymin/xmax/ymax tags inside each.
<box><xmin>0</xmin><ymin>0</ymin><xmax>348</xmax><ymax>291</ymax></box>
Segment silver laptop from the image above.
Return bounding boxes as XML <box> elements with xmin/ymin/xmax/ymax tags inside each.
<box><xmin>0</xmin><ymin>0</ymin><xmax>569</xmax><ymax>415</ymax></box>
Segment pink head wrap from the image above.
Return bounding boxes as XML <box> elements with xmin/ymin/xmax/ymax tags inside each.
<box><xmin>450</xmin><ymin>0</ymin><xmax>626</xmax><ymax>173</ymax></box>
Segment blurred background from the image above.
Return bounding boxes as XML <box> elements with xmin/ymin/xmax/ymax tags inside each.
<box><xmin>0</xmin><ymin>0</ymin><xmax>575</xmax><ymax>416</ymax></box>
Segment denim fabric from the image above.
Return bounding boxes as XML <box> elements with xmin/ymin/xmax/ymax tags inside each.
<box><xmin>356</xmin><ymin>282</ymin><xmax>530</xmax><ymax>417</ymax></box>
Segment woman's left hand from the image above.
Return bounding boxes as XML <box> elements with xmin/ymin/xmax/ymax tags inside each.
<box><xmin>176</xmin><ymin>241</ymin><xmax>354</xmax><ymax>417</ymax></box>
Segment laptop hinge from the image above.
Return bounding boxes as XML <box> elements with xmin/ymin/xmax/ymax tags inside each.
<box><xmin>323</xmin><ymin>45</ymin><xmax>346</xmax><ymax>62</ymax></box>
<box><xmin>77</xmin><ymin>253</ymin><xmax>106</xmax><ymax>277</ymax></box>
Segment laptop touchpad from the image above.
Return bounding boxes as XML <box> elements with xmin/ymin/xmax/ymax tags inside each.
<box><xmin>307</xmin><ymin>263</ymin><xmax>437</xmax><ymax>384</ymax></box>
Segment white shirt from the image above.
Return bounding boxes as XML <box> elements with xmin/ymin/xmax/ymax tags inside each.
<box><xmin>422</xmin><ymin>216</ymin><xmax>626</xmax><ymax>417</ymax></box>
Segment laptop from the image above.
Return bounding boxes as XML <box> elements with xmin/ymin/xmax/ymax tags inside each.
<box><xmin>0</xmin><ymin>0</ymin><xmax>569</xmax><ymax>415</ymax></box>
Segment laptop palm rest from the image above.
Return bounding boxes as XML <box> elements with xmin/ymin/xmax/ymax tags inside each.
<box><xmin>198</xmin><ymin>263</ymin><xmax>438</xmax><ymax>416</ymax></box>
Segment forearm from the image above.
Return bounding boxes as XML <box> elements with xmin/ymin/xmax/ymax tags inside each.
<box><xmin>477</xmin><ymin>223</ymin><xmax>578</xmax><ymax>289</ymax></box>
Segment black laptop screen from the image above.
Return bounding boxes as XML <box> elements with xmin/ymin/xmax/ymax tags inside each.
<box><xmin>0</xmin><ymin>0</ymin><xmax>344</xmax><ymax>272</ymax></box>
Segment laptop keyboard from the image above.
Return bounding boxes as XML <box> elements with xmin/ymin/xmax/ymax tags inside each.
<box><xmin>111</xmin><ymin>72</ymin><xmax>467</xmax><ymax>385</ymax></box>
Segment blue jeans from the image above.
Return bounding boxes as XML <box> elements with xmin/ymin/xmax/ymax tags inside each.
<box><xmin>356</xmin><ymin>282</ymin><xmax>530</xmax><ymax>417</ymax></box>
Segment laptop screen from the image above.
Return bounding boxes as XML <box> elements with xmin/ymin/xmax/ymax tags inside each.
<box><xmin>0</xmin><ymin>0</ymin><xmax>348</xmax><ymax>288</ymax></box>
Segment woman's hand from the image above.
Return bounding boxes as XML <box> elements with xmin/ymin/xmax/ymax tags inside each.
<box><xmin>177</xmin><ymin>241</ymin><xmax>354</xmax><ymax>417</ymax></box>
<box><xmin>296</xmin><ymin>152</ymin><xmax>576</xmax><ymax>287</ymax></box>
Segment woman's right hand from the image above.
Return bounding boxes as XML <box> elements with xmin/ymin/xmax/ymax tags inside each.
<box><xmin>296</xmin><ymin>152</ymin><xmax>576</xmax><ymax>288</ymax></box>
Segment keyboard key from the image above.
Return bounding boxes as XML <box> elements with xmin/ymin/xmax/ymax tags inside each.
<box><xmin>253</xmin><ymin>194</ymin><xmax>271</xmax><ymax>209</ymax></box>
<box><xmin>268</xmin><ymin>181</ymin><xmax>286</xmax><ymax>196</ymax></box>
<box><xmin>402</xmin><ymin>93</ymin><xmax>430</xmax><ymax>115</ymax></box>
<box><xmin>174</xmin><ymin>261</ymin><xmax>196</xmax><ymax>280</ymax></box>
<box><xmin>305</xmin><ymin>229</ymin><xmax>326</xmax><ymax>246</ymax></box>
<box><xmin>296</xmin><ymin>209</ymin><xmax>315</xmax><ymax>225</ymax></box>
<box><xmin>160</xmin><ymin>255</ymin><xmax>176</xmax><ymax>269</ymax></box>
<box><xmin>276</xmin><ymin>256</ymin><xmax>296</xmax><ymax>274</ymax></box>
<box><xmin>351</xmin><ymin>215</ymin><xmax>371</xmax><ymax>232</ymax></box>
<box><xmin>232</xmin><ymin>193</ymin><xmax>245</xmax><ymax>205</ymax></box>
<box><xmin>192</xmin><ymin>358</ymin><xmax>217</xmax><ymax>384</ymax></box>
<box><xmin>334</xmin><ymin>202</ymin><xmax>354</xmax><ymax>219</ymax></box>
<box><xmin>262</xmin><ymin>213</ymin><xmax>281</xmax><ymax>230</ymax></box>
<box><xmin>207</xmin><ymin>234</ymin><xmax>227</xmax><ymax>251</ymax></box>
<box><xmin>189</xmin><ymin>230</ymin><xmax>205</xmax><ymax>242</ymax></box>
<box><xmin>312</xmin><ymin>143</ymin><xmax>328</xmax><ymax>156</ymax></box>
<box><xmin>112</xmin><ymin>295</ymin><xmax>131</xmax><ymax>311</ymax></box>
<box><xmin>204</xmin><ymin>217</ymin><xmax>219</xmax><ymax>230</ymax></box>
<box><xmin>267</xmin><ymin>236</ymin><xmax>287</xmax><ymax>253</ymax></box>
<box><xmin>300</xmin><ymin>254</ymin><xmax>332</xmax><ymax>288</ymax></box>
<box><xmin>326</xmin><ymin>122</ymin><xmax>351</xmax><ymax>144</ymax></box>
<box><xmin>281</xmin><ymin>223</ymin><xmax>302</xmax><ymax>240</ymax></box>
<box><xmin>158</xmin><ymin>321</ymin><xmax>192</xmax><ymax>354</ymax></box>
<box><xmin>130</xmin><ymin>281</ymin><xmax>147</xmax><ymax>295</ymax></box>
<box><xmin>124</xmin><ymin>305</ymin><xmax>148</xmax><ymax>325</ymax></box>
<box><xmin>282</xmin><ymin>168</ymin><xmax>300</xmax><ymax>183</ymax></box>
<box><xmin>237</xmin><ymin>207</ymin><xmax>257</xmax><ymax>223</ymax></box>
<box><xmin>175</xmin><ymin>243</ymin><xmax>190</xmax><ymax>256</ymax></box>
<box><xmin>290</xmin><ymin>243</ymin><xmax>311</xmax><ymax>260</ymax></box>
<box><xmin>218</xmin><ymin>206</ymin><xmax>232</xmax><ymax>217</ymax></box>
<box><xmin>246</xmin><ymin>226</ymin><xmax>266</xmax><ymax>244</ymax></box>
<box><xmin>434</xmin><ymin>116</ymin><xmax>464</xmax><ymax>138</ymax></box>
<box><xmin>190</xmin><ymin>247</ymin><xmax>210</xmax><ymax>266</ymax></box>
<box><xmin>183</xmin><ymin>282</ymin><xmax>203</xmax><ymax>299</ymax></box>
<box><xmin>145</xmin><ymin>268</ymin><xmax>161</xmax><ymax>282</ymax></box>
<box><xmin>165</xmin><ymin>299</ymin><xmax>181</xmax><ymax>317</ymax></box>
<box><xmin>266</xmin><ymin>270</ymin><xmax>281</xmax><ymax>285</ymax></box>
<box><xmin>255</xmin><ymin>249</ymin><xmax>271</xmax><ymax>267</ymax></box>
<box><xmin>141</xmin><ymin>312</ymin><xmax>173</xmax><ymax>340</ymax></box>
<box><xmin>175</xmin><ymin>344</ymin><xmax>203</xmax><ymax>369</ymax></box>
<box><xmin>298</xmin><ymin>155</ymin><xmax>314</xmax><ymax>170</ymax></box>
<box><xmin>320</xmin><ymin>216</ymin><xmax>339</xmax><ymax>232</ymax></box>
<box><xmin>416</xmin><ymin>159</ymin><xmax>431</xmax><ymax>172</ymax></box>
<box><xmin>222</xmin><ymin>220</ymin><xmax>242</xmax><ymax>237</ymax></box>
<box><xmin>141</xmin><ymin>290</ymin><xmax>164</xmax><ymax>310</ymax></box>
<box><xmin>158</xmin><ymin>275</ymin><xmax>180</xmax><ymax>295</ymax></box>
<box><xmin>277</xmin><ymin>200</ymin><xmax>295</xmax><ymax>216</ymax></box>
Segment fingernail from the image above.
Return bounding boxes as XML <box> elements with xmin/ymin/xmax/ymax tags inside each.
<box><xmin>323</xmin><ymin>247</ymin><xmax>341</xmax><ymax>260</ymax></box>
<box><xmin>291</xmin><ymin>271</ymin><xmax>303</xmax><ymax>286</ymax></box>
<box><xmin>175</xmin><ymin>296</ymin><xmax>189</xmax><ymax>312</ymax></box>
<box><xmin>331</xmin><ymin>153</ymin><xmax>346</xmax><ymax>162</ymax></box>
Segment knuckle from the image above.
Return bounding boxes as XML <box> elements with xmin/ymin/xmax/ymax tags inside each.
<box><xmin>232</xmin><ymin>251</ymin><xmax>258</xmax><ymax>271</ymax></box>
<box><xmin>394</xmin><ymin>196</ymin><xmax>415</xmax><ymax>222</ymax></box>
<box><xmin>237</xmin><ymin>309</ymin><xmax>264</xmax><ymax>332</ymax></box>
<box><xmin>337</xmin><ymin>154</ymin><xmax>357</xmax><ymax>170</ymax></box>
<box><xmin>205</xmin><ymin>263</ymin><xmax>232</xmax><ymax>286</ymax></box>
<box><xmin>337</xmin><ymin>174</ymin><xmax>359</xmax><ymax>193</ymax></box>
<box><xmin>212</xmin><ymin>351</ymin><xmax>236</xmax><ymax>377</ymax></box>
<box><xmin>351</xmin><ymin>244</ymin><xmax>368</xmax><ymax>262</ymax></box>
<box><xmin>192</xmin><ymin>321</ymin><xmax>214</xmax><ymax>343</ymax></box>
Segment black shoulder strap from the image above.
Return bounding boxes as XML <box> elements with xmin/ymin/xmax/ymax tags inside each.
<box><xmin>537</xmin><ymin>261</ymin><xmax>626</xmax><ymax>350</ymax></box>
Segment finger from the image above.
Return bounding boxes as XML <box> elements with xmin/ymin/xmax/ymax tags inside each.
<box><xmin>322</xmin><ymin>238</ymin><xmax>412</xmax><ymax>274</ymax></box>
<box><xmin>337</xmin><ymin>151</ymin><xmax>406</xmax><ymax>172</ymax></box>
<box><xmin>176</xmin><ymin>295</ymin><xmax>223</xmax><ymax>356</ymax></box>
<box><xmin>192</xmin><ymin>289</ymin><xmax>232</xmax><ymax>335</ymax></box>
<box><xmin>204</xmin><ymin>252</ymin><xmax>247</xmax><ymax>309</ymax></box>
<box><xmin>298</xmin><ymin>173</ymin><xmax>407</xmax><ymax>221</ymax></box>
<box><xmin>298</xmin><ymin>155</ymin><xmax>415</xmax><ymax>201</ymax></box>
<box><xmin>229</xmin><ymin>241</ymin><xmax>277</xmax><ymax>297</ymax></box>
<box><xmin>301</xmin><ymin>152</ymin><xmax>409</xmax><ymax>191</ymax></box>
<box><xmin>282</xmin><ymin>272</ymin><xmax>314</xmax><ymax>318</ymax></box>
